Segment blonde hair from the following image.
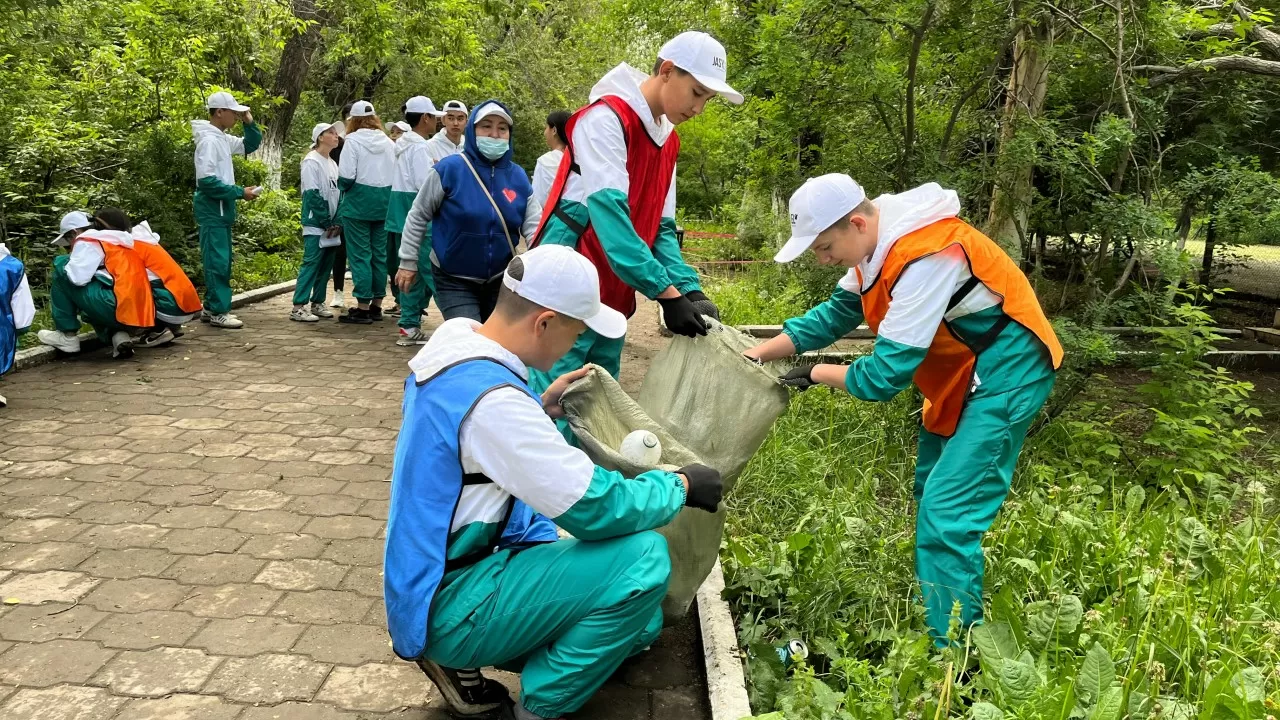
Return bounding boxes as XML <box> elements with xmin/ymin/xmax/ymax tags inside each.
<box><xmin>345</xmin><ymin>115</ymin><xmax>382</xmax><ymax>135</ymax></box>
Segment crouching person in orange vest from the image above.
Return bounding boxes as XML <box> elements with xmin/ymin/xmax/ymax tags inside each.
<box><xmin>744</xmin><ymin>175</ymin><xmax>1063</xmax><ymax>646</ymax></box>
<box><xmin>130</xmin><ymin>219</ymin><xmax>203</xmax><ymax>344</ymax></box>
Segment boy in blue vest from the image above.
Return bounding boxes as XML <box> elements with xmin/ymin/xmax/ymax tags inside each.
<box><xmin>386</xmin><ymin>244</ymin><xmax>723</xmax><ymax>720</ymax></box>
<box><xmin>0</xmin><ymin>240</ymin><xmax>34</xmax><ymax>408</ymax></box>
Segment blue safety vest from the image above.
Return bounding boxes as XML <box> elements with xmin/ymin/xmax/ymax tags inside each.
<box><xmin>383</xmin><ymin>357</ymin><xmax>559</xmax><ymax>659</ymax></box>
<box><xmin>0</xmin><ymin>253</ymin><xmax>25</xmax><ymax>376</ymax></box>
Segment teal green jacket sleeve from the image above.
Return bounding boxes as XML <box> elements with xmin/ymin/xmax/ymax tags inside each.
<box><xmin>652</xmin><ymin>217</ymin><xmax>701</xmax><ymax>294</ymax></box>
<box><xmin>338</xmin><ymin>176</ymin><xmax>356</xmax><ymax>193</ymax></box>
<box><xmin>587</xmin><ymin>188</ymin><xmax>673</xmax><ymax>299</ymax></box>
<box><xmin>845</xmin><ymin>336</ymin><xmax>927</xmax><ymax>402</ymax></box>
<box><xmin>241</xmin><ymin>122</ymin><xmax>262</xmax><ymax>155</ymax></box>
<box><xmin>301</xmin><ymin>189</ymin><xmax>332</xmax><ymax>230</ymax></box>
<box><xmin>196</xmin><ymin>175</ymin><xmax>244</xmax><ymax>201</ymax></box>
<box><xmin>554</xmin><ymin>467</ymin><xmax>687</xmax><ymax>541</ymax></box>
<box><xmin>782</xmin><ymin>288</ymin><xmax>866</xmax><ymax>353</ymax></box>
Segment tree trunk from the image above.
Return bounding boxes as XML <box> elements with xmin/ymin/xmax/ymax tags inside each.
<box><xmin>1199</xmin><ymin>214</ymin><xmax>1217</xmax><ymax>288</ymax></box>
<box><xmin>260</xmin><ymin>0</ymin><xmax>323</xmax><ymax>189</ymax></box>
<box><xmin>1175</xmin><ymin>198</ymin><xmax>1194</xmax><ymax>251</ymax></box>
<box><xmin>901</xmin><ymin>1</ymin><xmax>936</xmax><ymax>190</ymax></box>
<box><xmin>985</xmin><ymin>18</ymin><xmax>1054</xmax><ymax>263</ymax></box>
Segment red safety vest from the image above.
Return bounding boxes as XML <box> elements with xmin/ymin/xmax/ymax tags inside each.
<box><xmin>532</xmin><ymin>95</ymin><xmax>680</xmax><ymax>318</ymax></box>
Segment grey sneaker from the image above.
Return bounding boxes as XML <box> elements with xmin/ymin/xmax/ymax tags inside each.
<box><xmin>110</xmin><ymin>331</ymin><xmax>135</xmax><ymax>359</ymax></box>
<box><xmin>414</xmin><ymin>659</ymin><xmax>510</xmax><ymax>716</ymax></box>
<box><xmin>330</xmin><ymin>290</ymin><xmax>346</xmax><ymax>308</ymax></box>
<box><xmin>207</xmin><ymin>313</ymin><xmax>244</xmax><ymax>329</ymax></box>
<box><xmin>290</xmin><ymin>306</ymin><xmax>319</xmax><ymax>323</ymax></box>
<box><xmin>310</xmin><ymin>303</ymin><xmax>334</xmax><ymax>319</ymax></box>
<box><xmin>0</xmin><ymin>392</ymin><xmax>6</xmax><ymax>408</ymax></box>
<box><xmin>38</xmin><ymin>329</ymin><xmax>81</xmax><ymax>353</ymax></box>
<box><xmin>396</xmin><ymin>327</ymin><xmax>429</xmax><ymax>346</ymax></box>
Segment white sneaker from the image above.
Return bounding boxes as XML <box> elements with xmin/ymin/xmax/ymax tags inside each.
<box><xmin>207</xmin><ymin>313</ymin><xmax>244</xmax><ymax>329</ymax></box>
<box><xmin>290</xmin><ymin>306</ymin><xmax>319</xmax><ymax>323</ymax></box>
<box><xmin>330</xmin><ymin>290</ymin><xmax>346</xmax><ymax>308</ymax></box>
<box><xmin>110</xmin><ymin>331</ymin><xmax>135</xmax><ymax>359</ymax></box>
<box><xmin>310</xmin><ymin>303</ymin><xmax>334</xmax><ymax>319</ymax></box>
<box><xmin>397</xmin><ymin>327</ymin><xmax>429</xmax><ymax>346</ymax></box>
<box><xmin>0</xmin><ymin>392</ymin><xmax>7</xmax><ymax>408</ymax></box>
<box><xmin>38</xmin><ymin>329</ymin><xmax>81</xmax><ymax>353</ymax></box>
<box><xmin>138</xmin><ymin>328</ymin><xmax>175</xmax><ymax>348</ymax></box>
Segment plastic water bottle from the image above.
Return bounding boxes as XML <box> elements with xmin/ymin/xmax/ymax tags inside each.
<box><xmin>775</xmin><ymin>639</ymin><xmax>808</xmax><ymax>667</ymax></box>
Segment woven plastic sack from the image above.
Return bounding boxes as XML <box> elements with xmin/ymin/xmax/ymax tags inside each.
<box><xmin>560</xmin><ymin>320</ymin><xmax>790</xmax><ymax>618</ymax></box>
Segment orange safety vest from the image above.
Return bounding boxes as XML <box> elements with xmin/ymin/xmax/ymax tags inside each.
<box><xmin>88</xmin><ymin>240</ymin><xmax>155</xmax><ymax>329</ymax></box>
<box><xmin>859</xmin><ymin>217</ymin><xmax>1063</xmax><ymax>437</ymax></box>
<box><xmin>132</xmin><ymin>243</ymin><xmax>202</xmax><ymax>314</ymax></box>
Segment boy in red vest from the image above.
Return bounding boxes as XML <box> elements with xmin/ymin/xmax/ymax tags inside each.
<box><xmin>744</xmin><ymin>175</ymin><xmax>1063</xmax><ymax>645</ymax></box>
<box><xmin>528</xmin><ymin>31</ymin><xmax>742</xmax><ymax>401</ymax></box>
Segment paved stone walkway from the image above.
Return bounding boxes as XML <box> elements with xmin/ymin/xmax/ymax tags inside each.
<box><xmin>0</xmin><ymin>293</ymin><xmax>708</xmax><ymax>719</ymax></box>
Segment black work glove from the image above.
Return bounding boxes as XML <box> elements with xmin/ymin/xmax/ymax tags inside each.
<box><xmin>779</xmin><ymin>364</ymin><xmax>818</xmax><ymax>391</ymax></box>
<box><xmin>658</xmin><ymin>295</ymin><xmax>708</xmax><ymax>337</ymax></box>
<box><xmin>684</xmin><ymin>290</ymin><xmax>720</xmax><ymax>321</ymax></box>
<box><xmin>679</xmin><ymin>463</ymin><xmax>723</xmax><ymax>512</ymax></box>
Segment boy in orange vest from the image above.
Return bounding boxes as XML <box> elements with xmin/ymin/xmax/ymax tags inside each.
<box><xmin>744</xmin><ymin>175</ymin><xmax>1063</xmax><ymax>645</ymax></box>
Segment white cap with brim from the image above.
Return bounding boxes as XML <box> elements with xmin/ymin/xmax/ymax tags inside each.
<box><xmin>206</xmin><ymin>91</ymin><xmax>250</xmax><ymax>113</ymax></box>
<box><xmin>392</xmin><ymin>121</ymin><xmax>412</xmax><ymax>132</ymax></box>
<box><xmin>442</xmin><ymin>100</ymin><xmax>468</xmax><ymax>115</ymax></box>
<box><xmin>350</xmin><ymin>100</ymin><xmax>376</xmax><ymax>118</ymax></box>
<box><xmin>503</xmin><ymin>246</ymin><xmax>628</xmax><ymax>339</ymax></box>
<box><xmin>311</xmin><ymin>122</ymin><xmax>342</xmax><ymax>145</ymax></box>
<box><xmin>54</xmin><ymin>211</ymin><xmax>92</xmax><ymax>246</ymax></box>
<box><xmin>775</xmin><ymin>173</ymin><xmax>867</xmax><ymax>263</ymax></box>
<box><xmin>473</xmin><ymin>102</ymin><xmax>513</xmax><ymax>125</ymax></box>
<box><xmin>658</xmin><ymin>31</ymin><xmax>744</xmax><ymax>105</ymax></box>
<box><xmin>405</xmin><ymin>96</ymin><xmax>446</xmax><ymax>117</ymax></box>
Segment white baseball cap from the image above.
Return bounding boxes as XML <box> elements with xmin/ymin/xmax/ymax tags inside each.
<box><xmin>311</xmin><ymin>122</ymin><xmax>341</xmax><ymax>145</ymax></box>
<box><xmin>657</xmin><ymin>32</ymin><xmax>743</xmax><ymax>105</ymax></box>
<box><xmin>405</xmin><ymin>96</ymin><xmax>445</xmax><ymax>117</ymax></box>
<box><xmin>775</xmin><ymin>174</ymin><xmax>867</xmax><ymax>263</ymax></box>
<box><xmin>473</xmin><ymin>102</ymin><xmax>512</xmax><ymax>125</ymax></box>
<box><xmin>503</xmin><ymin>246</ymin><xmax>627</xmax><ymax>339</ymax></box>
<box><xmin>392</xmin><ymin>121</ymin><xmax>412</xmax><ymax>132</ymax></box>
<box><xmin>54</xmin><ymin>211</ymin><xmax>92</xmax><ymax>245</ymax></box>
<box><xmin>206</xmin><ymin>91</ymin><xmax>249</xmax><ymax>113</ymax></box>
<box><xmin>442</xmin><ymin>100</ymin><xmax>468</xmax><ymax>115</ymax></box>
<box><xmin>350</xmin><ymin>100</ymin><xmax>376</xmax><ymax>118</ymax></box>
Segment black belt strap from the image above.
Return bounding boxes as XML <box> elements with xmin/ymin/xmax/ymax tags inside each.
<box><xmin>970</xmin><ymin>314</ymin><xmax>1013</xmax><ymax>355</ymax></box>
<box><xmin>443</xmin><ymin>495</ymin><xmax>517</xmax><ymax>573</ymax></box>
<box><xmin>553</xmin><ymin>203</ymin><xmax>588</xmax><ymax>238</ymax></box>
<box><xmin>461</xmin><ymin>473</ymin><xmax>492</xmax><ymax>486</ymax></box>
<box><xmin>947</xmin><ymin>276</ymin><xmax>981</xmax><ymax>311</ymax></box>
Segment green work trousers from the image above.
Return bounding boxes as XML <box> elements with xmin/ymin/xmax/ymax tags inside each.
<box><xmin>387</xmin><ymin>232</ymin><xmax>401</xmax><ymax>304</ymax></box>
<box><xmin>426</xmin><ymin>532</ymin><xmax>669</xmax><ymax>717</ymax></box>
<box><xmin>527</xmin><ymin>328</ymin><xmax>628</xmax><ymax>441</ymax></box>
<box><xmin>151</xmin><ymin>281</ymin><xmax>196</xmax><ymax>326</ymax></box>
<box><xmin>293</xmin><ymin>235</ymin><xmax>338</xmax><ymax>306</ymax></box>
<box><xmin>50</xmin><ymin>257</ymin><xmax>124</xmax><ymax>343</ymax></box>
<box><xmin>342</xmin><ymin>218</ymin><xmax>386</xmax><ymax>304</ymax></box>
<box><xmin>913</xmin><ymin>375</ymin><xmax>1055</xmax><ymax>645</ymax></box>
<box><xmin>199</xmin><ymin>225</ymin><xmax>234</xmax><ymax>314</ymax></box>
<box><xmin>396</xmin><ymin>253</ymin><xmax>437</xmax><ymax>330</ymax></box>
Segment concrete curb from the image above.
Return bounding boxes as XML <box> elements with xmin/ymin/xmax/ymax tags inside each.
<box><xmin>11</xmin><ymin>279</ymin><xmax>298</xmax><ymax>374</ymax></box>
<box><xmin>698</xmin><ymin>559</ymin><xmax>752</xmax><ymax>720</ymax></box>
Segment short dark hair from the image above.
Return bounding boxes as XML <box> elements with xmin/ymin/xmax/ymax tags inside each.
<box><xmin>340</xmin><ymin>102</ymin><xmax>355</xmax><ymax>120</ymax></box>
<box><xmin>652</xmin><ymin>58</ymin><xmax>691</xmax><ymax>76</ymax></box>
<box><xmin>546</xmin><ymin>111</ymin><xmax>571</xmax><ymax>147</ymax></box>
<box><xmin>405</xmin><ymin>112</ymin><xmax>425</xmax><ymax>129</ymax></box>
<box><xmin>494</xmin><ymin>257</ymin><xmax>546</xmax><ymax>320</ymax></box>
<box><xmin>93</xmin><ymin>207</ymin><xmax>132</xmax><ymax>231</ymax></box>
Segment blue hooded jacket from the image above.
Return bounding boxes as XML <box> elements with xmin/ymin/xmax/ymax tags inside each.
<box><xmin>431</xmin><ymin>100</ymin><xmax>533</xmax><ymax>281</ymax></box>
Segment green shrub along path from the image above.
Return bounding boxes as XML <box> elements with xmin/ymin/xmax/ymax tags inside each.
<box><xmin>712</xmin><ymin>269</ymin><xmax>1280</xmax><ymax>719</ymax></box>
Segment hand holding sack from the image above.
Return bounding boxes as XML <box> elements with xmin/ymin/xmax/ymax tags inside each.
<box><xmin>684</xmin><ymin>290</ymin><xmax>720</xmax><ymax>321</ymax></box>
<box><xmin>678</xmin><ymin>463</ymin><xmax>723</xmax><ymax>512</ymax></box>
<box><xmin>779</xmin><ymin>364</ymin><xmax>818</xmax><ymax>391</ymax></box>
<box><xmin>659</xmin><ymin>295</ymin><xmax>708</xmax><ymax>337</ymax></box>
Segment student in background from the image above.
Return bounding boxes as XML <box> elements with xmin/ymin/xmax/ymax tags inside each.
<box><xmin>292</xmin><ymin>122</ymin><xmax>344</xmax><ymax>322</ymax></box>
<box><xmin>390</xmin><ymin>121</ymin><xmax>410</xmax><ymax>142</ymax></box>
<box><xmin>426</xmin><ymin>100</ymin><xmax>467</xmax><ymax>164</ymax></box>
<box><xmin>387</xmin><ymin>96</ymin><xmax>445</xmax><ymax>343</ymax></box>
<box><xmin>0</xmin><ymin>240</ymin><xmax>35</xmax><ymax>408</ymax></box>
<box><xmin>331</xmin><ymin>102</ymin><xmax>354</xmax><ymax>309</ymax></box>
<box><xmin>532</xmin><ymin>111</ymin><xmax>570</xmax><ymax>209</ymax></box>
<box><xmin>337</xmin><ymin>100</ymin><xmax>396</xmax><ymax>325</ymax></box>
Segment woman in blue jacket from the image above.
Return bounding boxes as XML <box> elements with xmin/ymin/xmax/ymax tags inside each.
<box><xmin>396</xmin><ymin>100</ymin><xmax>542</xmax><ymax>322</ymax></box>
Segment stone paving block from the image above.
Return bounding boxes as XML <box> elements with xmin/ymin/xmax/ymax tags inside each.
<box><xmin>71</xmin><ymin>501</ymin><xmax>157</xmax><ymax>525</ymax></box>
<box><xmin>0</xmin><ymin>445</ymin><xmax>73</xmax><ymax>462</ymax></box>
<box><xmin>120</xmin><ymin>436</ymin><xmax>198</xmax><ymax>455</ymax></box>
<box><xmin>152</xmin><ymin>505</ymin><xmax>236</xmax><ymax>529</ymax></box>
<box><xmin>215</xmin><ymin>489</ymin><xmax>291</xmax><ymax>512</ymax></box>
<box><xmin>238</xmin><ymin>420</ymin><xmax>290</xmax><ymax>433</ymax></box>
<box><xmin>0</xmin><ymin>570</ymin><xmax>99</xmax><ymax>604</ymax></box>
<box><xmin>162</xmin><ymin>553</ymin><xmax>265</xmax><ymax>585</ymax></box>
<box><xmin>0</xmin><ymin>602</ymin><xmax>107</xmax><ymax>641</ymax></box>
<box><xmin>0</xmin><ymin>639</ymin><xmax>117</xmax><ymax>686</ymax></box>
<box><xmin>321</xmin><ymin>538</ymin><xmax>381</xmax><ymax>567</ymax></box>
<box><xmin>323</xmin><ymin>465</ymin><xmax>390</xmax><ymax>483</ymax></box>
<box><xmin>116</xmin><ymin>693</ymin><xmax>245</xmax><ymax>720</ymax></box>
<box><xmin>0</xmin><ymin>460</ymin><xmax>77</xmax><ymax>479</ymax></box>
<box><xmin>0</xmin><ymin>685</ymin><xmax>126</xmax><ymax>720</ymax></box>
<box><xmin>174</xmin><ymin>582</ymin><xmax>282</xmax><ymax>618</ymax></box>
<box><xmin>302</xmin><ymin>515</ymin><xmax>384</xmax><ymax>540</ymax></box>
<box><xmin>239</xmin><ymin>701</ymin><xmax>361</xmax><ymax>720</ymax></box>
<box><xmin>357</xmin><ymin>500</ymin><xmax>388</xmax><ymax>520</ymax></box>
<box><xmin>76</xmin><ymin>523</ymin><xmax>169</xmax><ymax>550</ymax></box>
<box><xmin>84</xmin><ymin>609</ymin><xmax>206</xmax><ymax>649</ymax></box>
<box><xmin>118</xmin><ymin>425</ymin><xmax>186</xmax><ymax>440</ymax></box>
<box><xmin>205</xmin><ymin>472</ymin><xmax>280</xmax><ymax>493</ymax></box>
<box><xmin>574</xmin><ymin>684</ymin><xmax>651</xmax><ymax>720</ymax></box>
<box><xmin>338</xmin><ymin>481</ymin><xmax>390</xmax><ymax>500</ymax></box>
<box><xmin>189</xmin><ymin>615</ymin><xmax>304</xmax><ymax>656</ymax></box>
<box><xmin>171</xmin><ymin>417</ymin><xmax>233</xmax><ymax>430</ymax></box>
<box><xmin>131</xmin><ymin>452</ymin><xmax>203</xmax><ymax>470</ymax></box>
<box><xmin>197</xmin><ymin>456</ymin><xmax>266</xmax><ymax>475</ymax></box>
<box><xmin>255</xmin><ymin>558</ymin><xmax>348</xmax><ymax>591</ymax></box>
<box><xmin>240</xmin><ymin>533</ymin><xmax>327</xmax><ymax>560</ymax></box>
<box><xmin>2</xmin><ymin>495</ymin><xmax>87</xmax><ymax>519</ymax></box>
<box><xmin>77</xmin><ymin>548</ymin><xmax>177</xmax><ymax>579</ymax></box>
<box><xmin>66</xmin><ymin>480</ymin><xmax>151</xmax><ymax>503</ymax></box>
<box><xmin>1</xmin><ymin>477</ymin><xmax>81</xmax><ymax>497</ymax></box>
<box><xmin>82</xmin><ymin>577</ymin><xmax>192</xmax><ymax>612</ymax></box>
<box><xmin>154</xmin><ymin>527</ymin><xmax>249</xmax><ymax>555</ymax></box>
<box><xmin>271</xmin><ymin>590</ymin><xmax>375</xmax><ymax>625</ymax></box>
<box><xmin>296</xmin><ymin>436</ymin><xmax>358</xmax><ymax>452</ymax></box>
<box><xmin>92</xmin><ymin>646</ymin><xmax>223</xmax><ymax>697</ymax></box>
<box><xmin>362</xmin><ymin>598</ymin><xmax>386</xmax><ymax>626</ymax></box>
<box><xmin>339</xmin><ymin>566</ymin><xmax>383</xmax><ymax>598</ymax></box>
<box><xmin>188</xmin><ymin>443</ymin><xmax>251</xmax><ymax>458</ymax></box>
<box><xmin>247</xmin><ymin>446</ymin><xmax>317</xmax><ymax>462</ymax></box>
<box><xmin>144</xmin><ymin>485</ymin><xmax>223</xmax><ymax>506</ymax></box>
<box><xmin>0</xmin><ymin>518</ymin><xmax>87</xmax><ymax>542</ymax></box>
<box><xmin>65</xmin><ymin>464</ymin><xmax>145</xmax><ymax>483</ymax></box>
<box><xmin>314</xmin><ymin>662</ymin><xmax>432</xmax><ymax>712</ymax></box>
<box><xmin>620</xmin><ymin>641</ymin><xmax>696</xmax><ymax>690</ymax></box>
<box><xmin>652</xmin><ymin>687</ymin><xmax>705</xmax><ymax>718</ymax></box>
<box><xmin>204</xmin><ymin>653</ymin><xmax>330</xmax><ymax>704</ymax></box>
<box><xmin>288</xmin><ymin>494</ymin><xmax>365</xmax><ymax>517</ymax></box>
<box><xmin>0</xmin><ymin>541</ymin><xmax>95</xmax><ymax>571</ymax></box>
<box><xmin>62</xmin><ymin>448</ymin><xmax>137</xmax><ymax>466</ymax></box>
<box><xmin>273</xmin><ymin>476</ymin><xmax>347</xmax><ymax>496</ymax></box>
<box><xmin>263</xmin><ymin>460</ymin><xmax>329</xmax><ymax>478</ymax></box>
<box><xmin>226</xmin><ymin>509</ymin><xmax>309</xmax><ymax>534</ymax></box>
<box><xmin>292</xmin><ymin>623</ymin><xmax>395</xmax><ymax>666</ymax></box>
<box><xmin>61</xmin><ymin>435</ymin><xmax>130</xmax><ymax>451</ymax></box>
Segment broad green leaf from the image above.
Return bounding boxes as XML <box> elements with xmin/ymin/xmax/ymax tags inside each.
<box><xmin>1076</xmin><ymin>642</ymin><xmax>1115</xmax><ymax>707</ymax></box>
<box><xmin>1088</xmin><ymin>686</ymin><xmax>1124</xmax><ymax>720</ymax></box>
<box><xmin>970</xmin><ymin>702</ymin><xmax>1004</xmax><ymax>720</ymax></box>
<box><xmin>1026</xmin><ymin>595</ymin><xmax>1083</xmax><ymax>651</ymax></box>
<box><xmin>972</xmin><ymin>623</ymin><xmax>1021</xmax><ymax>676</ymax></box>
<box><xmin>1124</xmin><ymin>484</ymin><xmax>1146</xmax><ymax>511</ymax></box>
<box><xmin>999</xmin><ymin>659</ymin><xmax>1040</xmax><ymax>703</ymax></box>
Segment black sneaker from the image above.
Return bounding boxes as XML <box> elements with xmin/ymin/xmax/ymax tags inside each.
<box><xmin>369</xmin><ymin>307</ymin><xmax>385</xmax><ymax>322</ymax></box>
<box><xmin>339</xmin><ymin>308</ymin><xmax>373</xmax><ymax>325</ymax></box>
<box><xmin>388</xmin><ymin>305</ymin><xmax>402</xmax><ymax>316</ymax></box>
<box><xmin>415</xmin><ymin>659</ymin><xmax>511</xmax><ymax>716</ymax></box>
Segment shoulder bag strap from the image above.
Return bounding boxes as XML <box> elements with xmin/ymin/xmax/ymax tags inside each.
<box><xmin>458</xmin><ymin>153</ymin><xmax>520</xmax><ymax>258</ymax></box>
